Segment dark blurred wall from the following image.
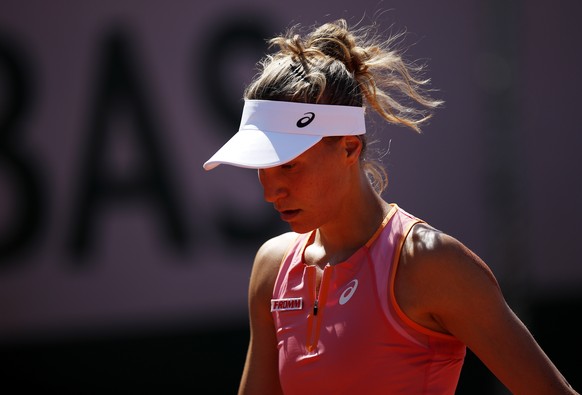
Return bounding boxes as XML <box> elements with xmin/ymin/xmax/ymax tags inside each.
<box><xmin>0</xmin><ymin>1</ymin><xmax>580</xmax><ymax>393</ymax></box>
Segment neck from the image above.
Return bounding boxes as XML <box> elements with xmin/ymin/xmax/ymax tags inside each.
<box><xmin>308</xmin><ymin>178</ymin><xmax>390</xmax><ymax>266</ymax></box>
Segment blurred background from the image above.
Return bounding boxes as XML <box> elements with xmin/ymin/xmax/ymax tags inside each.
<box><xmin>0</xmin><ymin>0</ymin><xmax>580</xmax><ymax>393</ymax></box>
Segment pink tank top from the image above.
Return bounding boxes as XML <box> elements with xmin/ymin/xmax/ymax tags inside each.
<box><xmin>271</xmin><ymin>204</ymin><xmax>466</xmax><ymax>394</ymax></box>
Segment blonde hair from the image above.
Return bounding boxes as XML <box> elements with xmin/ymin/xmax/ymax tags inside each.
<box><xmin>244</xmin><ymin>19</ymin><xmax>442</xmax><ymax>193</ymax></box>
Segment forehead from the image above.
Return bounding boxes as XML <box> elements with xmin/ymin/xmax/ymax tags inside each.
<box><xmin>295</xmin><ymin>137</ymin><xmax>342</xmax><ymax>161</ymax></box>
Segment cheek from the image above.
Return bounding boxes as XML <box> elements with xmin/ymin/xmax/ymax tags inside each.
<box><xmin>303</xmin><ymin>170</ymin><xmax>345</xmax><ymax>203</ymax></box>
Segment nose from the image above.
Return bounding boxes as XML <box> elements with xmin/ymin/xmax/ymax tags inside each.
<box><xmin>258</xmin><ymin>168</ymin><xmax>288</xmax><ymax>203</ymax></box>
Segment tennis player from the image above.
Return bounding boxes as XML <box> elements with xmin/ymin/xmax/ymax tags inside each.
<box><xmin>204</xmin><ymin>19</ymin><xmax>578</xmax><ymax>395</ymax></box>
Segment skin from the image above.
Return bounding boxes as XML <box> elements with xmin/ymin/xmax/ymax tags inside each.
<box><xmin>237</xmin><ymin>136</ymin><xmax>578</xmax><ymax>395</ymax></box>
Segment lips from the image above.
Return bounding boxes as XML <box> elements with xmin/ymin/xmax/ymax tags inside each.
<box><xmin>278</xmin><ymin>209</ymin><xmax>301</xmax><ymax>221</ymax></box>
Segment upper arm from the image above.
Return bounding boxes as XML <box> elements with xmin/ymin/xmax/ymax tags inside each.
<box><xmin>238</xmin><ymin>232</ymin><xmax>297</xmax><ymax>395</ymax></box>
<box><xmin>397</xmin><ymin>225</ymin><xmax>577</xmax><ymax>395</ymax></box>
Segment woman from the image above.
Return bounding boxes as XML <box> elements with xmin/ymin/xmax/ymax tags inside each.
<box><xmin>203</xmin><ymin>19</ymin><xmax>578</xmax><ymax>395</ymax></box>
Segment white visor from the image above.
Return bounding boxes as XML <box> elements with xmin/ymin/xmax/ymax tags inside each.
<box><xmin>203</xmin><ymin>99</ymin><xmax>366</xmax><ymax>170</ymax></box>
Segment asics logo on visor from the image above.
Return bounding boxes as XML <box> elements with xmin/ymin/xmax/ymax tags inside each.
<box><xmin>296</xmin><ymin>112</ymin><xmax>315</xmax><ymax>128</ymax></box>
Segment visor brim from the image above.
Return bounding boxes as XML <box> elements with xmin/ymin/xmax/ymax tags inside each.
<box><xmin>203</xmin><ymin>128</ymin><xmax>322</xmax><ymax>170</ymax></box>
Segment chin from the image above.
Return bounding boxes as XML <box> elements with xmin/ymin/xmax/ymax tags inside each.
<box><xmin>287</xmin><ymin>222</ymin><xmax>316</xmax><ymax>235</ymax></box>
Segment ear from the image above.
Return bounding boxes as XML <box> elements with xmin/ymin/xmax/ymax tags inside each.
<box><xmin>343</xmin><ymin>136</ymin><xmax>363</xmax><ymax>164</ymax></box>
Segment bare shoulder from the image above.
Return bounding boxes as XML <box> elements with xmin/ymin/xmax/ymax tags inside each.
<box><xmin>255</xmin><ymin>232</ymin><xmax>299</xmax><ymax>265</ymax></box>
<box><xmin>400</xmin><ymin>224</ymin><xmax>580</xmax><ymax>394</ymax></box>
<box><xmin>253</xmin><ymin>231</ymin><xmax>299</xmax><ymax>276</ymax></box>
<box><xmin>396</xmin><ymin>222</ymin><xmax>502</xmax><ymax>334</ymax></box>
<box><xmin>249</xmin><ymin>232</ymin><xmax>299</xmax><ymax>299</ymax></box>
<box><xmin>401</xmin><ymin>223</ymin><xmax>499</xmax><ymax>287</ymax></box>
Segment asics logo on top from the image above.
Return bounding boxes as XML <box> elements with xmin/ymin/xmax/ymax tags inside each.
<box><xmin>296</xmin><ymin>112</ymin><xmax>315</xmax><ymax>128</ymax></box>
<box><xmin>339</xmin><ymin>279</ymin><xmax>358</xmax><ymax>305</ymax></box>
